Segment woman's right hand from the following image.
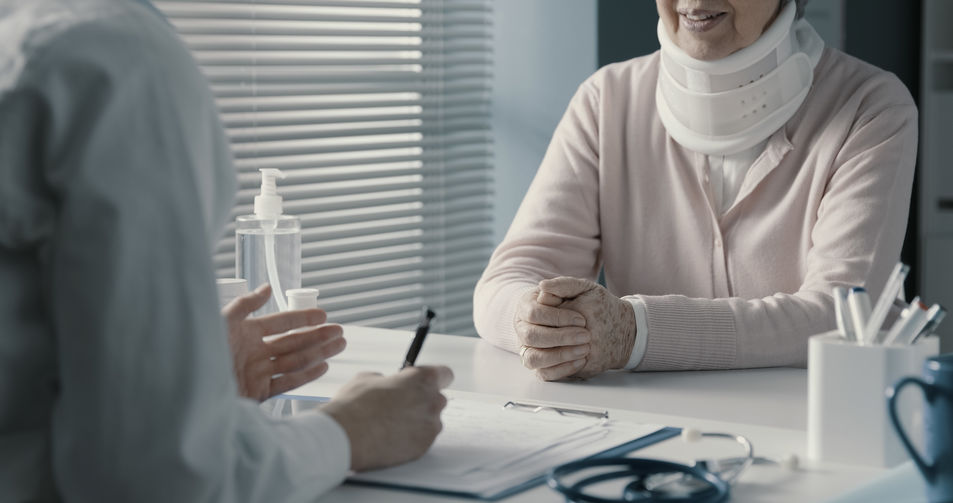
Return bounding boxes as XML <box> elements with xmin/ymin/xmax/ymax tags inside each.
<box><xmin>514</xmin><ymin>288</ymin><xmax>591</xmax><ymax>380</ymax></box>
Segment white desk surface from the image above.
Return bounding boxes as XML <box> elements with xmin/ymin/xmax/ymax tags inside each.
<box><xmin>290</xmin><ymin>325</ymin><xmax>891</xmax><ymax>503</ymax></box>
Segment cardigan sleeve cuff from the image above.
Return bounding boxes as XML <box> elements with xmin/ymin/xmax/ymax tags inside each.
<box><xmin>621</xmin><ymin>297</ymin><xmax>648</xmax><ymax>370</ymax></box>
<box><xmin>632</xmin><ymin>294</ymin><xmax>737</xmax><ymax>371</ymax></box>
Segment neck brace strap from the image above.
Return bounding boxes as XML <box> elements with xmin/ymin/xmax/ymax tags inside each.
<box><xmin>655</xmin><ymin>1</ymin><xmax>824</xmax><ymax>155</ymax></box>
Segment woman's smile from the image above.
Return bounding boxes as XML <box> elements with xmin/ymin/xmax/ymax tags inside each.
<box><xmin>678</xmin><ymin>9</ymin><xmax>728</xmax><ymax>33</ymax></box>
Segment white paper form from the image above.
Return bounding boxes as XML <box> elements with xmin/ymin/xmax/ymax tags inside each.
<box><xmin>348</xmin><ymin>395</ymin><xmax>665</xmax><ymax>498</ymax></box>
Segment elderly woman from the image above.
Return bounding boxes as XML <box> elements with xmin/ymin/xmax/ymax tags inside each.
<box><xmin>473</xmin><ymin>0</ymin><xmax>916</xmax><ymax>380</ymax></box>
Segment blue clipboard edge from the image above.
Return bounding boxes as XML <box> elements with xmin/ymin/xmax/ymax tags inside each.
<box><xmin>345</xmin><ymin>426</ymin><xmax>683</xmax><ymax>501</ymax></box>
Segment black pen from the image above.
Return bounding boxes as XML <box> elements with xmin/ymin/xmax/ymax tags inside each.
<box><xmin>401</xmin><ymin>307</ymin><xmax>436</xmax><ymax>369</ymax></box>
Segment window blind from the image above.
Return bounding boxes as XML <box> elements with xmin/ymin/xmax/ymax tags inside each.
<box><xmin>154</xmin><ymin>0</ymin><xmax>493</xmax><ymax>336</ymax></box>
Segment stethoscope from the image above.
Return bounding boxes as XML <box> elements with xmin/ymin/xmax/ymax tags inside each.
<box><xmin>546</xmin><ymin>428</ymin><xmax>799</xmax><ymax>503</ymax></box>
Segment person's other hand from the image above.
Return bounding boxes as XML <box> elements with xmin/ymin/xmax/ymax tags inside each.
<box><xmin>222</xmin><ymin>284</ymin><xmax>346</xmax><ymax>402</ymax></box>
<box><xmin>514</xmin><ymin>287</ymin><xmax>591</xmax><ymax>381</ymax></box>
<box><xmin>537</xmin><ymin>277</ymin><xmax>637</xmax><ymax>379</ymax></box>
<box><xmin>322</xmin><ymin>366</ymin><xmax>454</xmax><ymax>471</ymax></box>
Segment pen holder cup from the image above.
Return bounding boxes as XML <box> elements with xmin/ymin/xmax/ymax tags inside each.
<box><xmin>807</xmin><ymin>331</ymin><xmax>939</xmax><ymax>468</ymax></box>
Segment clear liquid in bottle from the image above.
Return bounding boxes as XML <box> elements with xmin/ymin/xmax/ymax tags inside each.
<box><xmin>235</xmin><ymin>215</ymin><xmax>301</xmax><ymax>316</ymax></box>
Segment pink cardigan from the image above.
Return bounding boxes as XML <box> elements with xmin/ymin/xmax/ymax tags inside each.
<box><xmin>473</xmin><ymin>48</ymin><xmax>918</xmax><ymax>370</ymax></box>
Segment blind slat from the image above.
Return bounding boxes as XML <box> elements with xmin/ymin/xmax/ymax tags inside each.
<box><xmin>185</xmin><ymin>37</ymin><xmax>490</xmax><ymax>52</ymax></box>
<box><xmin>160</xmin><ymin>0</ymin><xmax>488</xmax><ymax>10</ymax></box>
<box><xmin>222</xmin><ymin>108</ymin><xmax>488</xmax><ymax>128</ymax></box>
<box><xmin>235</xmin><ymin>171</ymin><xmax>489</xmax><ymax>202</ymax></box>
<box><xmin>211</xmin><ymin>82</ymin><xmax>488</xmax><ymax>98</ymax></box>
<box><xmin>301</xmin><ymin>220</ymin><xmax>491</xmax><ymax>256</ymax></box>
<box><xmin>305</xmin><ymin>255</ymin><xmax>485</xmax><ymax>287</ymax></box>
<box><xmin>228</xmin><ymin>122</ymin><xmax>488</xmax><ymax>143</ymax></box>
<box><xmin>217</xmin><ymin>96</ymin><xmax>488</xmax><ymax>114</ymax></box>
<box><xmin>231</xmin><ymin>133</ymin><xmax>490</xmax><ymax>159</ymax></box>
<box><xmin>232</xmin><ymin>149</ymin><xmax>489</xmax><ymax>171</ymax></box>
<box><xmin>319</xmin><ymin>264</ymin><xmax>483</xmax><ymax>299</ymax></box>
<box><xmin>203</xmin><ymin>67</ymin><xmax>491</xmax><ymax>84</ymax></box>
<box><xmin>329</xmin><ymin>302</ymin><xmax>423</xmax><ymax>326</ymax></box>
<box><xmin>195</xmin><ymin>54</ymin><xmax>490</xmax><ymax>67</ymax></box>
<box><xmin>158</xmin><ymin>5</ymin><xmax>488</xmax><ymax>25</ymax></box>
<box><xmin>300</xmin><ymin>234</ymin><xmax>489</xmax><ymax>271</ymax></box>
<box><xmin>236</xmin><ymin>160</ymin><xmax>490</xmax><ymax>186</ymax></box>
<box><xmin>172</xmin><ymin>22</ymin><xmax>490</xmax><ymax>38</ymax></box>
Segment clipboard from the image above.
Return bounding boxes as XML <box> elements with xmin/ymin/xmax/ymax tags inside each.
<box><xmin>346</xmin><ymin>393</ymin><xmax>681</xmax><ymax>501</ymax></box>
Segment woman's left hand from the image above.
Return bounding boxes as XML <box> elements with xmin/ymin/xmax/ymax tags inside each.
<box><xmin>222</xmin><ymin>284</ymin><xmax>346</xmax><ymax>402</ymax></box>
<box><xmin>536</xmin><ymin>277</ymin><xmax>637</xmax><ymax>379</ymax></box>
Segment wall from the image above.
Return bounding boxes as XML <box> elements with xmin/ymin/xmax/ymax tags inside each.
<box><xmin>842</xmin><ymin>0</ymin><xmax>922</xmax><ymax>297</ymax></box>
<box><xmin>491</xmin><ymin>0</ymin><xmax>598</xmax><ymax>244</ymax></box>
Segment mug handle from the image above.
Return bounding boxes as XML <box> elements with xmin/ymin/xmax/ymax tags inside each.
<box><xmin>887</xmin><ymin>377</ymin><xmax>935</xmax><ymax>480</ymax></box>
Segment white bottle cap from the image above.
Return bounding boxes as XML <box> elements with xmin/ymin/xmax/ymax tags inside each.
<box><xmin>286</xmin><ymin>288</ymin><xmax>320</xmax><ymax>310</ymax></box>
<box><xmin>254</xmin><ymin>168</ymin><xmax>286</xmax><ymax>220</ymax></box>
<box><xmin>216</xmin><ymin>278</ymin><xmax>249</xmax><ymax>309</ymax></box>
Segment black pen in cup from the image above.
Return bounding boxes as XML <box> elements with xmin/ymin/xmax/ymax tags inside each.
<box><xmin>401</xmin><ymin>307</ymin><xmax>436</xmax><ymax>369</ymax></box>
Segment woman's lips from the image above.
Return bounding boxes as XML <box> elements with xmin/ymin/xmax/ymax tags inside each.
<box><xmin>678</xmin><ymin>10</ymin><xmax>727</xmax><ymax>32</ymax></box>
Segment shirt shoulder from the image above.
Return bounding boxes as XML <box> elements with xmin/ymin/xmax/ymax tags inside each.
<box><xmin>579</xmin><ymin>52</ymin><xmax>661</xmax><ymax>101</ymax></box>
<box><xmin>810</xmin><ymin>48</ymin><xmax>916</xmax><ymax>116</ymax></box>
<box><xmin>5</xmin><ymin>0</ymin><xmax>235</xmax><ymax>249</ymax></box>
<box><xmin>20</xmin><ymin>2</ymin><xmax>201</xmax><ymax>92</ymax></box>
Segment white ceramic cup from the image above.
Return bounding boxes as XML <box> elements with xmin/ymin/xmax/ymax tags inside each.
<box><xmin>807</xmin><ymin>331</ymin><xmax>940</xmax><ymax>468</ymax></box>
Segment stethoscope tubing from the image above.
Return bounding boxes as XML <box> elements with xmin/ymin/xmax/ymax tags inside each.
<box><xmin>547</xmin><ymin>457</ymin><xmax>731</xmax><ymax>503</ymax></box>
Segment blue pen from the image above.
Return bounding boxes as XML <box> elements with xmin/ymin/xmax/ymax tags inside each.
<box><xmin>832</xmin><ymin>287</ymin><xmax>855</xmax><ymax>341</ymax></box>
<box><xmin>847</xmin><ymin>287</ymin><xmax>872</xmax><ymax>345</ymax></box>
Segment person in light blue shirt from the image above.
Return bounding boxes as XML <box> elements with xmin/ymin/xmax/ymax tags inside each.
<box><xmin>0</xmin><ymin>1</ymin><xmax>452</xmax><ymax>501</ymax></box>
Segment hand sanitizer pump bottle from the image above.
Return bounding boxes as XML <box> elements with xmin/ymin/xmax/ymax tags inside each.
<box><xmin>236</xmin><ymin>168</ymin><xmax>301</xmax><ymax>315</ymax></box>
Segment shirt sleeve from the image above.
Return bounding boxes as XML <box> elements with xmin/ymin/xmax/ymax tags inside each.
<box><xmin>473</xmin><ymin>81</ymin><xmax>603</xmax><ymax>353</ymax></box>
<box><xmin>21</xmin><ymin>10</ymin><xmax>350</xmax><ymax>501</ymax></box>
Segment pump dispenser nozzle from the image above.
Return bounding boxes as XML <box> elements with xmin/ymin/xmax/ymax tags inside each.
<box><xmin>254</xmin><ymin>168</ymin><xmax>285</xmax><ymax>220</ymax></box>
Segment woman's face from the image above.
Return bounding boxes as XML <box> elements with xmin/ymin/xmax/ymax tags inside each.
<box><xmin>657</xmin><ymin>0</ymin><xmax>783</xmax><ymax>60</ymax></box>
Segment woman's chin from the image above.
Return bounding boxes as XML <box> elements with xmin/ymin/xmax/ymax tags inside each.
<box><xmin>679</xmin><ymin>41</ymin><xmax>733</xmax><ymax>61</ymax></box>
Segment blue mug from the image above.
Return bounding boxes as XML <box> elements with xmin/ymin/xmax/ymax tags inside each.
<box><xmin>888</xmin><ymin>354</ymin><xmax>953</xmax><ymax>503</ymax></box>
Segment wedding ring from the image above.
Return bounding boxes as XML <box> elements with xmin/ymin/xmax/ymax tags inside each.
<box><xmin>519</xmin><ymin>345</ymin><xmax>530</xmax><ymax>361</ymax></box>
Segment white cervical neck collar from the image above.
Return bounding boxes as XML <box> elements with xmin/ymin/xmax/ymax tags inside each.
<box><xmin>655</xmin><ymin>1</ymin><xmax>824</xmax><ymax>155</ymax></box>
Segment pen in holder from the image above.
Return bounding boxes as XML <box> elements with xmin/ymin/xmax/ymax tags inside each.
<box><xmin>807</xmin><ymin>331</ymin><xmax>939</xmax><ymax>467</ymax></box>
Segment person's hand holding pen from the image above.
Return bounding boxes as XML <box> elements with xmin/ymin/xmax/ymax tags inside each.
<box><xmin>324</xmin><ymin>307</ymin><xmax>454</xmax><ymax>471</ymax></box>
<box><xmin>324</xmin><ymin>366</ymin><xmax>453</xmax><ymax>471</ymax></box>
<box><xmin>516</xmin><ymin>277</ymin><xmax>636</xmax><ymax>380</ymax></box>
